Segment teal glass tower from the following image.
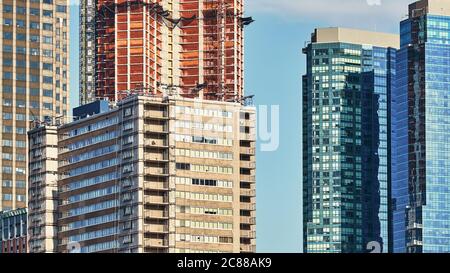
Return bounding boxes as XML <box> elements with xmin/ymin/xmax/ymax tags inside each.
<box><xmin>392</xmin><ymin>0</ymin><xmax>450</xmax><ymax>253</ymax></box>
<box><xmin>302</xmin><ymin>28</ymin><xmax>398</xmax><ymax>253</ymax></box>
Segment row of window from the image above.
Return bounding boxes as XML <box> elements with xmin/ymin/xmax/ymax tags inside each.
<box><xmin>176</xmin><ymin>163</ymin><xmax>233</xmax><ymax>174</ymax></box>
<box><xmin>2</xmin><ymin>72</ymin><xmax>62</xmax><ymax>87</ymax></box>
<box><xmin>66</xmin><ymin>158</ymin><xmax>118</xmax><ymax>177</ymax></box>
<box><xmin>2</xmin><ymin>85</ymin><xmax>67</xmax><ymax>101</ymax></box>
<box><xmin>68</xmin><ymin>227</ymin><xmax>117</xmax><ymax>245</ymax></box>
<box><xmin>2</xmin><ymin>194</ymin><xmax>26</xmax><ymax>202</ymax></box>
<box><xmin>175</xmin><ymin>105</ymin><xmax>233</xmax><ymax>118</ymax></box>
<box><xmin>62</xmin><ymin>172</ymin><xmax>118</xmax><ymax>192</ymax></box>
<box><xmin>1</xmin><ymin>166</ymin><xmax>26</xmax><ymax>175</ymax></box>
<box><xmin>175</xmin><ymin>148</ymin><xmax>233</xmax><ymax>160</ymax></box>
<box><xmin>174</xmin><ymin>177</ymin><xmax>233</xmax><ymax>188</ymax></box>
<box><xmin>66</xmin><ymin>200</ymin><xmax>118</xmax><ymax>218</ymax></box>
<box><xmin>66</xmin><ymin>213</ymin><xmax>117</xmax><ymax>231</ymax></box>
<box><xmin>175</xmin><ymin>234</ymin><xmax>233</xmax><ymax>244</ymax></box>
<box><xmin>3</xmin><ymin>3</ymin><xmax>66</xmax><ymax>14</ymax></box>
<box><xmin>2</xmin><ymin>180</ymin><xmax>26</xmax><ymax>188</ymax></box>
<box><xmin>174</xmin><ymin>134</ymin><xmax>233</xmax><ymax>146</ymax></box>
<box><xmin>3</xmin><ymin>44</ymin><xmax>68</xmax><ymax>60</ymax></box>
<box><xmin>175</xmin><ymin>191</ymin><xmax>233</xmax><ymax>202</ymax></box>
<box><xmin>176</xmin><ymin>206</ymin><xmax>233</xmax><ymax>216</ymax></box>
<box><xmin>66</xmin><ymin>131</ymin><xmax>118</xmax><ymax>151</ymax></box>
<box><xmin>66</xmin><ymin>145</ymin><xmax>118</xmax><ymax>165</ymax></box>
<box><xmin>3</xmin><ymin>102</ymin><xmax>56</xmax><ymax>111</ymax></box>
<box><xmin>2</xmin><ymin>153</ymin><xmax>26</xmax><ymax>161</ymax></box>
<box><xmin>175</xmin><ymin>120</ymin><xmax>233</xmax><ymax>133</ymax></box>
<box><xmin>175</xmin><ymin>220</ymin><xmax>233</xmax><ymax>230</ymax></box>
<box><xmin>2</xmin><ymin>140</ymin><xmax>28</xmax><ymax>148</ymax></box>
<box><xmin>67</xmin><ymin>116</ymin><xmax>118</xmax><ymax>138</ymax></box>
<box><xmin>68</xmin><ymin>186</ymin><xmax>119</xmax><ymax>204</ymax></box>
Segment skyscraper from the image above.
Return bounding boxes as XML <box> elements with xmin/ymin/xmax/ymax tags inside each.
<box><xmin>79</xmin><ymin>0</ymin><xmax>96</xmax><ymax>105</ymax></box>
<box><xmin>302</xmin><ymin>28</ymin><xmax>398</xmax><ymax>253</ymax></box>
<box><xmin>28</xmin><ymin>94</ymin><xmax>256</xmax><ymax>253</ymax></box>
<box><xmin>392</xmin><ymin>0</ymin><xmax>450</xmax><ymax>253</ymax></box>
<box><xmin>80</xmin><ymin>0</ymin><xmax>249</xmax><ymax>103</ymax></box>
<box><xmin>0</xmin><ymin>0</ymin><xmax>70</xmax><ymax>211</ymax></box>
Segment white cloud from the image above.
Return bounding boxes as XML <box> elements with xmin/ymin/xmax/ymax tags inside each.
<box><xmin>247</xmin><ymin>0</ymin><xmax>413</xmax><ymax>32</ymax></box>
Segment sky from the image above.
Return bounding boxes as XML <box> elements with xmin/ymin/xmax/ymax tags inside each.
<box><xmin>68</xmin><ymin>0</ymin><xmax>414</xmax><ymax>253</ymax></box>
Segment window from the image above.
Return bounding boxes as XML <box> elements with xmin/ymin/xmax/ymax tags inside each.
<box><xmin>43</xmin><ymin>103</ymin><xmax>53</xmax><ymax>110</ymax></box>
<box><xmin>16</xmin><ymin>127</ymin><xmax>26</xmax><ymax>135</ymax></box>
<box><xmin>16</xmin><ymin>20</ymin><xmax>25</xmax><ymax>28</ymax></box>
<box><xmin>3</xmin><ymin>113</ymin><xmax>12</xmax><ymax>120</ymax></box>
<box><xmin>2</xmin><ymin>180</ymin><xmax>13</xmax><ymax>188</ymax></box>
<box><xmin>30</xmin><ymin>61</ymin><xmax>39</xmax><ymax>69</ymax></box>
<box><xmin>30</xmin><ymin>34</ymin><xmax>39</xmax><ymax>42</ymax></box>
<box><xmin>16</xmin><ymin>167</ymin><xmax>26</xmax><ymax>175</ymax></box>
<box><xmin>43</xmin><ymin>89</ymin><xmax>53</xmax><ymax>97</ymax></box>
<box><xmin>3</xmin><ymin>18</ymin><xmax>12</xmax><ymax>26</ymax></box>
<box><xmin>30</xmin><ymin>22</ymin><xmax>40</xmax><ymax>29</ymax></box>
<box><xmin>3</xmin><ymin>99</ymin><xmax>12</xmax><ymax>107</ymax></box>
<box><xmin>16</xmin><ymin>33</ymin><xmax>26</xmax><ymax>41</ymax></box>
<box><xmin>16</xmin><ymin>6</ymin><xmax>26</xmax><ymax>14</ymax></box>
<box><xmin>16</xmin><ymin>180</ymin><xmax>26</xmax><ymax>188</ymax></box>
<box><xmin>43</xmin><ymin>10</ymin><xmax>53</xmax><ymax>17</ymax></box>
<box><xmin>30</xmin><ymin>8</ymin><xmax>40</xmax><ymax>16</ymax></box>
<box><xmin>2</xmin><ymin>194</ymin><xmax>12</xmax><ymax>201</ymax></box>
<box><xmin>17</xmin><ymin>195</ymin><xmax>26</xmax><ymax>202</ymax></box>
<box><xmin>17</xmin><ymin>100</ymin><xmax>26</xmax><ymax>108</ymax></box>
<box><xmin>43</xmin><ymin>36</ymin><xmax>52</xmax><ymax>44</ymax></box>
<box><xmin>16</xmin><ymin>46</ymin><xmax>26</xmax><ymax>54</ymax></box>
<box><xmin>43</xmin><ymin>0</ymin><xmax>53</xmax><ymax>4</ymax></box>
<box><xmin>17</xmin><ymin>87</ymin><xmax>26</xmax><ymax>94</ymax></box>
<box><xmin>3</xmin><ymin>32</ymin><xmax>12</xmax><ymax>39</ymax></box>
<box><xmin>3</xmin><ymin>72</ymin><xmax>12</xmax><ymax>79</ymax></box>
<box><xmin>3</xmin><ymin>58</ymin><xmax>12</xmax><ymax>66</ymax></box>
<box><xmin>2</xmin><ymin>166</ymin><xmax>12</xmax><ymax>174</ymax></box>
<box><xmin>56</xmin><ymin>5</ymin><xmax>67</xmax><ymax>13</ymax></box>
<box><xmin>3</xmin><ymin>126</ymin><xmax>12</xmax><ymax>133</ymax></box>
<box><xmin>30</xmin><ymin>101</ymin><xmax>39</xmax><ymax>109</ymax></box>
<box><xmin>43</xmin><ymin>23</ymin><xmax>53</xmax><ymax>31</ymax></box>
<box><xmin>2</xmin><ymin>140</ymin><xmax>13</xmax><ymax>147</ymax></box>
<box><xmin>3</xmin><ymin>45</ymin><xmax>12</xmax><ymax>53</ymax></box>
<box><xmin>16</xmin><ymin>60</ymin><xmax>26</xmax><ymax>67</ymax></box>
<box><xmin>3</xmin><ymin>5</ymin><xmax>13</xmax><ymax>13</ymax></box>
<box><xmin>16</xmin><ymin>73</ymin><xmax>26</xmax><ymax>81</ymax></box>
<box><xmin>43</xmin><ymin>63</ymin><xmax>53</xmax><ymax>71</ymax></box>
<box><xmin>30</xmin><ymin>48</ymin><xmax>39</xmax><ymax>56</ymax></box>
<box><xmin>16</xmin><ymin>141</ymin><xmax>26</xmax><ymax>148</ymax></box>
<box><xmin>2</xmin><ymin>153</ymin><xmax>12</xmax><ymax>160</ymax></box>
<box><xmin>43</xmin><ymin>76</ymin><xmax>53</xmax><ymax>84</ymax></box>
<box><xmin>16</xmin><ymin>114</ymin><xmax>26</xmax><ymax>121</ymax></box>
<box><xmin>16</xmin><ymin>154</ymin><xmax>26</xmax><ymax>162</ymax></box>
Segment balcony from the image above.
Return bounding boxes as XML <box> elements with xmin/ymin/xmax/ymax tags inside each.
<box><xmin>240</xmin><ymin>175</ymin><xmax>256</xmax><ymax>182</ymax></box>
<box><xmin>144</xmin><ymin>124</ymin><xmax>169</xmax><ymax>134</ymax></box>
<box><xmin>144</xmin><ymin>181</ymin><xmax>169</xmax><ymax>191</ymax></box>
<box><xmin>240</xmin><ymin>230</ymin><xmax>256</xmax><ymax>238</ymax></box>
<box><xmin>240</xmin><ymin>147</ymin><xmax>255</xmax><ymax>155</ymax></box>
<box><xmin>144</xmin><ymin>209</ymin><xmax>169</xmax><ymax>219</ymax></box>
<box><xmin>240</xmin><ymin>133</ymin><xmax>256</xmax><ymax>141</ymax></box>
<box><xmin>240</xmin><ymin>216</ymin><xmax>256</xmax><ymax>225</ymax></box>
<box><xmin>144</xmin><ymin>238</ymin><xmax>168</xmax><ymax>248</ymax></box>
<box><xmin>144</xmin><ymin>167</ymin><xmax>169</xmax><ymax>176</ymax></box>
<box><xmin>240</xmin><ymin>189</ymin><xmax>256</xmax><ymax>197</ymax></box>
<box><xmin>240</xmin><ymin>244</ymin><xmax>256</xmax><ymax>253</ymax></box>
<box><xmin>144</xmin><ymin>138</ymin><xmax>168</xmax><ymax>148</ymax></box>
<box><xmin>144</xmin><ymin>195</ymin><xmax>169</xmax><ymax>205</ymax></box>
<box><xmin>144</xmin><ymin>153</ymin><xmax>169</xmax><ymax>163</ymax></box>
<box><xmin>144</xmin><ymin>110</ymin><xmax>168</xmax><ymax>120</ymax></box>
<box><xmin>240</xmin><ymin>161</ymin><xmax>256</xmax><ymax>169</ymax></box>
<box><xmin>144</xmin><ymin>224</ymin><xmax>169</xmax><ymax>234</ymax></box>
<box><xmin>240</xmin><ymin>203</ymin><xmax>256</xmax><ymax>211</ymax></box>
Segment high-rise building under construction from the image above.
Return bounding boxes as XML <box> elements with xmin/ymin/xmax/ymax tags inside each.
<box><xmin>80</xmin><ymin>0</ymin><xmax>252</xmax><ymax>104</ymax></box>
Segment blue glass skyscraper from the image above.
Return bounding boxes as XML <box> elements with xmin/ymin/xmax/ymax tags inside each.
<box><xmin>392</xmin><ymin>0</ymin><xmax>450</xmax><ymax>253</ymax></box>
<box><xmin>303</xmin><ymin>28</ymin><xmax>398</xmax><ymax>253</ymax></box>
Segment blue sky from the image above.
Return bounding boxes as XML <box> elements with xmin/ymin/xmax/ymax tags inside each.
<box><xmin>69</xmin><ymin>0</ymin><xmax>413</xmax><ymax>253</ymax></box>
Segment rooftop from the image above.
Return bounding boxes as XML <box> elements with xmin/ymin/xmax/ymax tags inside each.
<box><xmin>312</xmin><ymin>27</ymin><xmax>400</xmax><ymax>49</ymax></box>
<box><xmin>409</xmin><ymin>0</ymin><xmax>450</xmax><ymax>18</ymax></box>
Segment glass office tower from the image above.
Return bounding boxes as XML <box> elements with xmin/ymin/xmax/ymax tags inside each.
<box><xmin>303</xmin><ymin>28</ymin><xmax>398</xmax><ymax>253</ymax></box>
<box><xmin>393</xmin><ymin>0</ymin><xmax>450</xmax><ymax>253</ymax></box>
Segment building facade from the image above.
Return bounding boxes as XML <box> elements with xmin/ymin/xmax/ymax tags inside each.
<box><xmin>302</xmin><ymin>28</ymin><xmax>398</xmax><ymax>253</ymax></box>
<box><xmin>0</xmin><ymin>208</ymin><xmax>27</xmax><ymax>253</ymax></box>
<box><xmin>392</xmin><ymin>0</ymin><xmax>450</xmax><ymax>253</ymax></box>
<box><xmin>29</xmin><ymin>94</ymin><xmax>256</xmax><ymax>253</ymax></box>
<box><xmin>81</xmin><ymin>0</ymin><xmax>248</xmax><ymax>103</ymax></box>
<box><xmin>27</xmin><ymin>125</ymin><xmax>59</xmax><ymax>253</ymax></box>
<box><xmin>0</xmin><ymin>0</ymin><xmax>70</xmax><ymax>211</ymax></box>
<box><xmin>79</xmin><ymin>0</ymin><xmax>96</xmax><ymax>105</ymax></box>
